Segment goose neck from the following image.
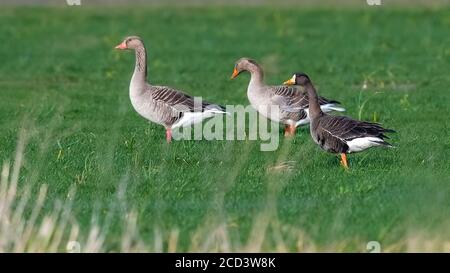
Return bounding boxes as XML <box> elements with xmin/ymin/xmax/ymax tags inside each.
<box><xmin>248</xmin><ymin>66</ymin><xmax>264</xmax><ymax>87</ymax></box>
<box><xmin>305</xmin><ymin>82</ymin><xmax>323</xmax><ymax>119</ymax></box>
<box><xmin>131</xmin><ymin>45</ymin><xmax>148</xmax><ymax>86</ymax></box>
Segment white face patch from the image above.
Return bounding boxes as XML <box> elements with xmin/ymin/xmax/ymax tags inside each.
<box><xmin>291</xmin><ymin>75</ymin><xmax>296</xmax><ymax>83</ymax></box>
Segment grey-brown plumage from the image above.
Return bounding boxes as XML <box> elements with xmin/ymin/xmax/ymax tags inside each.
<box><xmin>231</xmin><ymin>58</ymin><xmax>344</xmax><ymax>136</ymax></box>
<box><xmin>268</xmin><ymin>84</ymin><xmax>342</xmax><ymax>124</ymax></box>
<box><xmin>284</xmin><ymin>72</ymin><xmax>395</xmax><ymax>168</ymax></box>
<box><xmin>311</xmin><ymin>114</ymin><xmax>395</xmax><ymax>154</ymax></box>
<box><xmin>115</xmin><ymin>36</ymin><xmax>226</xmax><ymax>142</ymax></box>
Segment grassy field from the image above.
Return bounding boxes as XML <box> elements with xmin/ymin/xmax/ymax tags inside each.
<box><xmin>1</xmin><ymin>5</ymin><xmax>450</xmax><ymax>252</ymax></box>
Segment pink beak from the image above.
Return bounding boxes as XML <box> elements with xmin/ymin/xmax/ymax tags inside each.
<box><xmin>115</xmin><ymin>41</ymin><xmax>127</xmax><ymax>50</ymax></box>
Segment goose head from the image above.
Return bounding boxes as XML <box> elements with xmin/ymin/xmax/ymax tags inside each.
<box><xmin>115</xmin><ymin>36</ymin><xmax>144</xmax><ymax>50</ymax></box>
<box><xmin>283</xmin><ymin>72</ymin><xmax>311</xmax><ymax>86</ymax></box>
<box><xmin>230</xmin><ymin>57</ymin><xmax>261</xmax><ymax>79</ymax></box>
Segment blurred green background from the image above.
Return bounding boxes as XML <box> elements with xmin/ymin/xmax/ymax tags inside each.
<box><xmin>0</xmin><ymin>1</ymin><xmax>449</xmax><ymax>252</ymax></box>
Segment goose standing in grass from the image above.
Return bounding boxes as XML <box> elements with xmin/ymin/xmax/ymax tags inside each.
<box><xmin>230</xmin><ymin>58</ymin><xmax>345</xmax><ymax>137</ymax></box>
<box><xmin>115</xmin><ymin>36</ymin><xmax>227</xmax><ymax>143</ymax></box>
<box><xmin>283</xmin><ymin>73</ymin><xmax>395</xmax><ymax>169</ymax></box>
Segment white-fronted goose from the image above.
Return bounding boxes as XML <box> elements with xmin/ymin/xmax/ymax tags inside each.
<box><xmin>230</xmin><ymin>58</ymin><xmax>345</xmax><ymax>136</ymax></box>
<box><xmin>283</xmin><ymin>73</ymin><xmax>395</xmax><ymax>169</ymax></box>
<box><xmin>115</xmin><ymin>36</ymin><xmax>227</xmax><ymax>143</ymax></box>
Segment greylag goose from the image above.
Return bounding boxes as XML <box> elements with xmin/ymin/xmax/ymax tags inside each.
<box><xmin>283</xmin><ymin>73</ymin><xmax>395</xmax><ymax>169</ymax></box>
<box><xmin>230</xmin><ymin>58</ymin><xmax>345</xmax><ymax>137</ymax></box>
<box><xmin>115</xmin><ymin>36</ymin><xmax>227</xmax><ymax>143</ymax></box>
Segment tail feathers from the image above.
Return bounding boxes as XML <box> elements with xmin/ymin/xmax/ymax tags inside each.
<box><xmin>360</xmin><ymin>122</ymin><xmax>396</xmax><ymax>139</ymax></box>
<box><xmin>321</xmin><ymin>103</ymin><xmax>346</xmax><ymax>112</ymax></box>
<box><xmin>384</xmin><ymin>128</ymin><xmax>396</xmax><ymax>133</ymax></box>
<box><xmin>362</xmin><ymin>121</ymin><xmax>396</xmax><ymax>133</ymax></box>
<box><xmin>328</xmin><ymin>105</ymin><xmax>346</xmax><ymax>112</ymax></box>
<box><xmin>373</xmin><ymin>140</ymin><xmax>395</xmax><ymax>148</ymax></box>
<box><xmin>328</xmin><ymin>99</ymin><xmax>341</xmax><ymax>105</ymax></box>
<box><xmin>318</xmin><ymin>96</ymin><xmax>341</xmax><ymax>106</ymax></box>
<box><xmin>215</xmin><ymin>104</ymin><xmax>227</xmax><ymax>112</ymax></box>
<box><xmin>204</xmin><ymin>104</ymin><xmax>231</xmax><ymax>116</ymax></box>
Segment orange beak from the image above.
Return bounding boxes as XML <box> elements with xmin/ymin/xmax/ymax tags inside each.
<box><xmin>283</xmin><ymin>78</ymin><xmax>295</xmax><ymax>85</ymax></box>
<box><xmin>230</xmin><ymin>67</ymin><xmax>240</xmax><ymax>79</ymax></box>
<box><xmin>115</xmin><ymin>41</ymin><xmax>127</xmax><ymax>50</ymax></box>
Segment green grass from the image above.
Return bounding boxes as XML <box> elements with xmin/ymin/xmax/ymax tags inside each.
<box><xmin>1</xmin><ymin>5</ymin><xmax>450</xmax><ymax>252</ymax></box>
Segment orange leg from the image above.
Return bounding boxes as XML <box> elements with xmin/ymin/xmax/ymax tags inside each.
<box><xmin>284</xmin><ymin>125</ymin><xmax>297</xmax><ymax>137</ymax></box>
<box><xmin>340</xmin><ymin>153</ymin><xmax>349</xmax><ymax>169</ymax></box>
<box><xmin>166</xmin><ymin>128</ymin><xmax>172</xmax><ymax>143</ymax></box>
